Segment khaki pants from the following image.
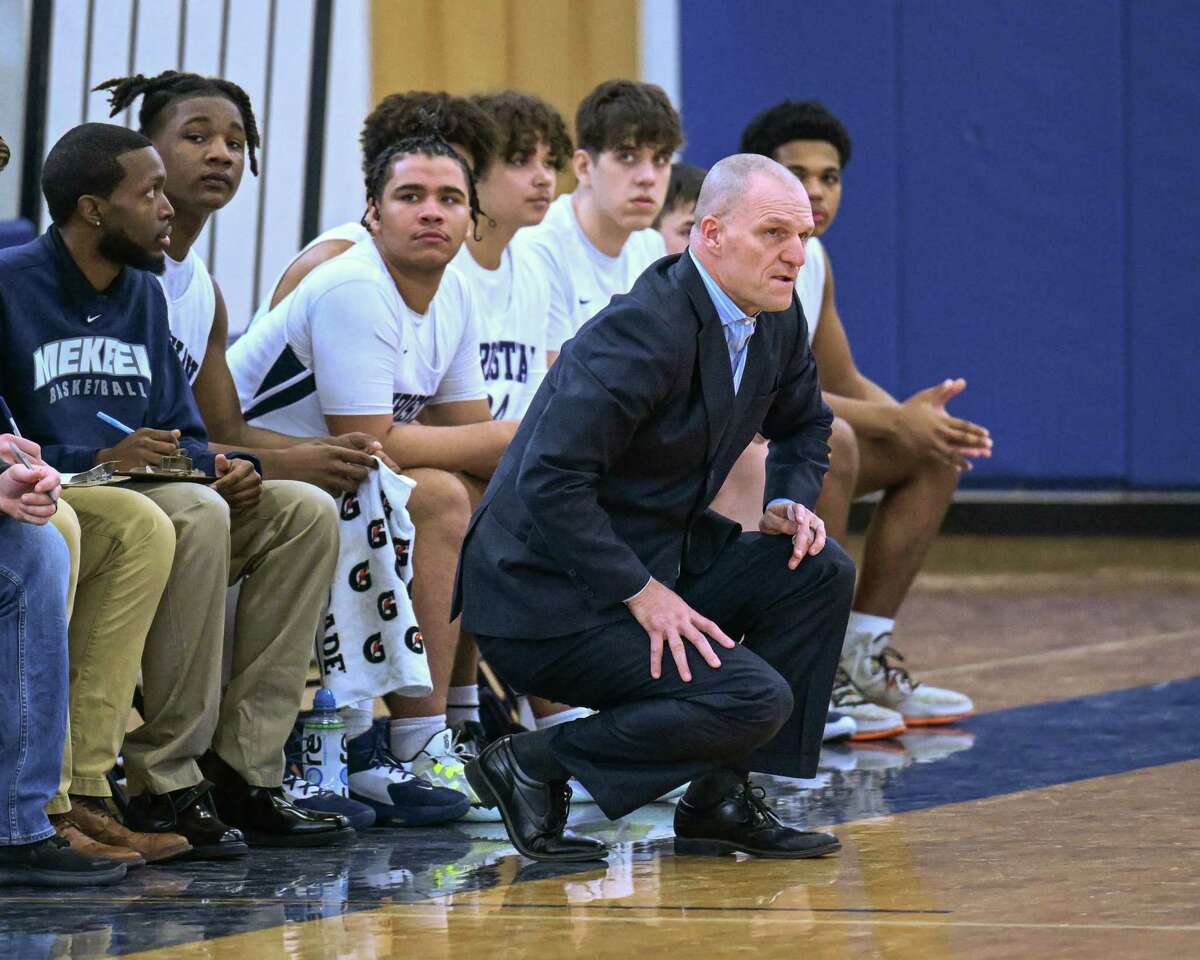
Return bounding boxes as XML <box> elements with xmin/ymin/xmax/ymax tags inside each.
<box><xmin>123</xmin><ymin>479</ymin><xmax>337</xmax><ymax>794</ymax></box>
<box><xmin>46</xmin><ymin>488</ymin><xmax>175</xmax><ymax>812</ymax></box>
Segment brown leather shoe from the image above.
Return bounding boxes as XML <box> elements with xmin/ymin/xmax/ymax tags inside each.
<box><xmin>51</xmin><ymin>815</ymin><xmax>145</xmax><ymax>868</ymax></box>
<box><xmin>67</xmin><ymin>796</ymin><xmax>192</xmax><ymax>864</ymax></box>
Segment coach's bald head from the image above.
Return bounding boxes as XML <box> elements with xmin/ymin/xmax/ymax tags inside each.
<box><xmin>689</xmin><ymin>153</ymin><xmax>813</xmax><ymax>315</ymax></box>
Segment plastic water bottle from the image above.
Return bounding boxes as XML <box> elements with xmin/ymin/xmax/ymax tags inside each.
<box><xmin>302</xmin><ymin>688</ymin><xmax>348</xmax><ymax>798</ymax></box>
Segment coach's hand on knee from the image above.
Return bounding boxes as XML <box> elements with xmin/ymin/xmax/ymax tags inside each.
<box><xmin>760</xmin><ymin>501</ymin><xmax>826</xmax><ymax>570</ymax></box>
<box><xmin>625</xmin><ymin>579</ymin><xmax>736</xmax><ymax>682</ymax></box>
<box><xmin>210</xmin><ymin>454</ymin><xmax>261</xmax><ymax>510</ymax></box>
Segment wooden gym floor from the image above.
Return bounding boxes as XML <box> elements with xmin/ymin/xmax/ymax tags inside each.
<box><xmin>2</xmin><ymin>535</ymin><xmax>1197</xmax><ymax>959</ymax></box>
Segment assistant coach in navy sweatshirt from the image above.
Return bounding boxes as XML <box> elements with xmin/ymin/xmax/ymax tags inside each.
<box><xmin>456</xmin><ymin>155</ymin><xmax>856</xmax><ymax>863</ymax></box>
<box><xmin>0</xmin><ymin>123</ymin><xmax>348</xmax><ymax>853</ymax></box>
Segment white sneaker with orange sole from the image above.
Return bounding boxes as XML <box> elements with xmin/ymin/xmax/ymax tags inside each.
<box><xmin>841</xmin><ymin>630</ymin><xmax>974</xmax><ymax>726</ymax></box>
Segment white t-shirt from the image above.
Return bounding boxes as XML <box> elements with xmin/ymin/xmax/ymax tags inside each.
<box><xmin>159</xmin><ymin>249</ymin><xmax>215</xmax><ymax>385</ymax></box>
<box><xmin>795</xmin><ymin>235</ymin><xmax>827</xmax><ymax>344</ymax></box>
<box><xmin>228</xmin><ymin>236</ymin><xmax>486</xmax><ymax>438</ymax></box>
<box><xmin>515</xmin><ymin>193</ymin><xmax>666</xmax><ymax>351</ymax></box>
<box><xmin>252</xmin><ymin>221</ymin><xmax>371</xmax><ymax>327</ymax></box>
<box><xmin>452</xmin><ymin>243</ymin><xmax>550</xmax><ymax>422</ymax></box>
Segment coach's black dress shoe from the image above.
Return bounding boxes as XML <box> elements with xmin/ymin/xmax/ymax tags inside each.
<box><xmin>465</xmin><ymin>737</ymin><xmax>607</xmax><ymax>863</ymax></box>
<box><xmin>673</xmin><ymin>780</ymin><xmax>841</xmax><ymax>859</ymax></box>
<box><xmin>126</xmin><ymin>782</ymin><xmax>249</xmax><ymax>860</ymax></box>
<box><xmin>200</xmin><ymin>752</ymin><xmax>354</xmax><ymax>848</ymax></box>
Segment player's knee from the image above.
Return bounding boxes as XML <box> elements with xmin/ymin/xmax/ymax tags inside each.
<box><xmin>921</xmin><ymin>456</ymin><xmax>963</xmax><ymax>499</ymax></box>
<box><xmin>827</xmin><ymin>417</ymin><xmax>859</xmax><ymax>487</ymax></box>
<box><xmin>408</xmin><ymin>469</ymin><xmax>472</xmax><ymax>538</ymax></box>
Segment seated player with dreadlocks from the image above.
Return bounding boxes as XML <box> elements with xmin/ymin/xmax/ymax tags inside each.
<box><xmin>229</xmin><ymin>130</ymin><xmax>515</xmax><ymax>825</ymax></box>
<box><xmin>94</xmin><ymin>70</ymin><xmax>397</xmax><ymax>830</ymax></box>
<box><xmin>95</xmin><ymin>73</ymin><xmax>387</xmax><ymax>503</ymax></box>
<box><xmin>253</xmin><ymin>91</ymin><xmax>498</xmax><ymax>322</ymax></box>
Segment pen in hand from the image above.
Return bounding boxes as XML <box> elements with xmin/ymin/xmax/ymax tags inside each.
<box><xmin>0</xmin><ymin>395</ymin><xmax>20</xmax><ymax>437</ymax></box>
<box><xmin>7</xmin><ymin>440</ymin><xmax>58</xmax><ymax>504</ymax></box>
<box><xmin>96</xmin><ymin>411</ymin><xmax>136</xmax><ymax>435</ymax></box>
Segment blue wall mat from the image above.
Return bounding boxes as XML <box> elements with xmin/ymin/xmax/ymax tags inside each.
<box><xmin>679</xmin><ymin>0</ymin><xmax>1198</xmax><ymax>487</ymax></box>
<box><xmin>896</xmin><ymin>2</ymin><xmax>1126</xmax><ymax>482</ymax></box>
<box><xmin>1127</xmin><ymin>1</ymin><xmax>1200</xmax><ymax>487</ymax></box>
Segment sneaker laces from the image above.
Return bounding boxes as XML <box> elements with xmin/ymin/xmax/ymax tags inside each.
<box><xmin>831</xmin><ymin>667</ymin><xmax>869</xmax><ymax>707</ymax></box>
<box><xmin>448</xmin><ymin>726</ymin><xmax>478</xmax><ymax>764</ymax></box>
<box><xmin>366</xmin><ymin>725</ymin><xmax>418</xmax><ymax>782</ymax></box>
<box><xmin>283</xmin><ymin>771</ymin><xmax>333</xmax><ymax>799</ymax></box>
<box><xmin>868</xmin><ymin>633</ymin><xmax>918</xmax><ymax>694</ymax></box>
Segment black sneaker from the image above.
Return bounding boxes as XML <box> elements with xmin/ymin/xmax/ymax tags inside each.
<box><xmin>0</xmin><ymin>834</ymin><xmax>127</xmax><ymax>887</ymax></box>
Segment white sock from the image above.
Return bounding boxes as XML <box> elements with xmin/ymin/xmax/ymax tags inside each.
<box><xmin>534</xmin><ymin>706</ymin><xmax>592</xmax><ymax>730</ymax></box>
<box><xmin>446</xmin><ymin>685</ymin><xmax>480</xmax><ymax>726</ymax></box>
<box><xmin>389</xmin><ymin>714</ymin><xmax>446</xmax><ymax>761</ymax></box>
<box><xmin>844</xmin><ymin>612</ymin><xmax>896</xmax><ymax>654</ymax></box>
<box><xmin>340</xmin><ymin>705</ymin><xmax>374</xmax><ymax>740</ymax></box>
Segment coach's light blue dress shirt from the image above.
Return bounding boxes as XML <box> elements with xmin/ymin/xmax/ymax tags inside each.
<box><xmin>689</xmin><ymin>251</ymin><xmax>795</xmax><ymax>514</ymax></box>
<box><xmin>689</xmin><ymin>251</ymin><xmax>758</xmax><ymax>394</ymax></box>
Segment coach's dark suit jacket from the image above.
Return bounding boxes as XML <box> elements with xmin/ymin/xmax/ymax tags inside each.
<box><xmin>453</xmin><ymin>251</ymin><xmax>833</xmax><ymax>639</ymax></box>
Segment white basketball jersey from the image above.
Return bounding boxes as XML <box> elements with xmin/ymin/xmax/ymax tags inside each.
<box><xmin>159</xmin><ymin>248</ymin><xmax>216</xmax><ymax>385</ymax></box>
<box><xmin>795</xmin><ymin>235</ymin><xmax>827</xmax><ymax>344</ymax></box>
<box><xmin>252</xmin><ymin>221</ymin><xmax>371</xmax><ymax>327</ymax></box>
<box><xmin>452</xmin><ymin>243</ymin><xmax>550</xmax><ymax>422</ymax></box>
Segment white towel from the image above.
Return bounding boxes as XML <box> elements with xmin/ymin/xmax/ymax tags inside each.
<box><xmin>319</xmin><ymin>459</ymin><xmax>431</xmax><ymax>703</ymax></box>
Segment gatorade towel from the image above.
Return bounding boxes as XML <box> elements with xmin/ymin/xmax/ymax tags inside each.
<box><xmin>320</xmin><ymin>459</ymin><xmax>431</xmax><ymax>702</ymax></box>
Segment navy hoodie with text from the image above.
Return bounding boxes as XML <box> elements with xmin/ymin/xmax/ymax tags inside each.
<box><xmin>0</xmin><ymin>228</ymin><xmax>216</xmax><ymax>474</ymax></box>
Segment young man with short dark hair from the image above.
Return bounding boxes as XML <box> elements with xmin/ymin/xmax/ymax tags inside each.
<box><xmin>654</xmin><ymin>161</ymin><xmax>707</xmax><ymax>256</ymax></box>
<box><xmin>517</xmin><ymin>79</ymin><xmax>681</xmax><ymax>363</ymax></box>
<box><xmin>256</xmin><ymin>91</ymin><xmax>498</xmax><ymax>319</ymax></box>
<box><xmin>737</xmin><ymin>100</ymin><xmax>992</xmax><ymax>729</ymax></box>
<box><xmin>460</xmin><ymin>90</ymin><xmax>571</xmax><ymax>422</ymax></box>
<box><xmin>230</xmin><ymin>133</ymin><xmax>514</xmax><ymax>824</ymax></box>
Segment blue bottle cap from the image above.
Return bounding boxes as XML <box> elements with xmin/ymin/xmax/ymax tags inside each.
<box><xmin>313</xmin><ymin>687</ymin><xmax>337</xmax><ymax>711</ymax></box>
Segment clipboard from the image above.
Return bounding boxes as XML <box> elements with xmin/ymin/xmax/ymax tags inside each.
<box><xmin>116</xmin><ymin>467</ymin><xmax>216</xmax><ymax>484</ymax></box>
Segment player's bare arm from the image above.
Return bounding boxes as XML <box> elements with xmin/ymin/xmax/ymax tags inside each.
<box><xmin>267</xmin><ymin>239</ymin><xmax>355</xmax><ymax>310</ymax></box>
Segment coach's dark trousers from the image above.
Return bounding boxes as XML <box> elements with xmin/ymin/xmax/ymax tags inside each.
<box><xmin>476</xmin><ymin>533</ymin><xmax>855</xmax><ymax>820</ymax></box>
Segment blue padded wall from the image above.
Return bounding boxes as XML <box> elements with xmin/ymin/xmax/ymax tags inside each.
<box><xmin>679</xmin><ymin>0</ymin><xmax>1199</xmax><ymax>488</ymax></box>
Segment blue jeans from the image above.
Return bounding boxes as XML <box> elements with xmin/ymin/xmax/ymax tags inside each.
<box><xmin>0</xmin><ymin>516</ymin><xmax>70</xmax><ymax>845</ymax></box>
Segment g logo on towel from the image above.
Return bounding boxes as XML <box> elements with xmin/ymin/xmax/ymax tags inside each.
<box><xmin>367</xmin><ymin>518</ymin><xmax>387</xmax><ymax>549</ymax></box>
<box><xmin>349</xmin><ymin>560</ymin><xmax>372</xmax><ymax>592</ymax></box>
<box><xmin>404</xmin><ymin>625</ymin><xmax>424</xmax><ymax>654</ymax></box>
<box><xmin>377</xmin><ymin>590</ymin><xmax>398</xmax><ymax>621</ymax></box>
<box><xmin>340</xmin><ymin>493</ymin><xmax>361</xmax><ymax>521</ymax></box>
<box><xmin>362</xmin><ymin>632</ymin><xmax>386</xmax><ymax>664</ymax></box>
<box><xmin>394</xmin><ymin>538</ymin><xmax>411</xmax><ymax>576</ymax></box>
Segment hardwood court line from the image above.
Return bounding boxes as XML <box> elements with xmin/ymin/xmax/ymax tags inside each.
<box><xmin>380</xmin><ymin>907</ymin><xmax>1200</xmax><ymax>933</ymax></box>
<box><xmin>475</xmin><ymin>902</ymin><xmax>953</xmax><ymax>915</ymax></box>
<box><xmin>917</xmin><ymin>627</ymin><xmax>1200</xmax><ymax>681</ymax></box>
